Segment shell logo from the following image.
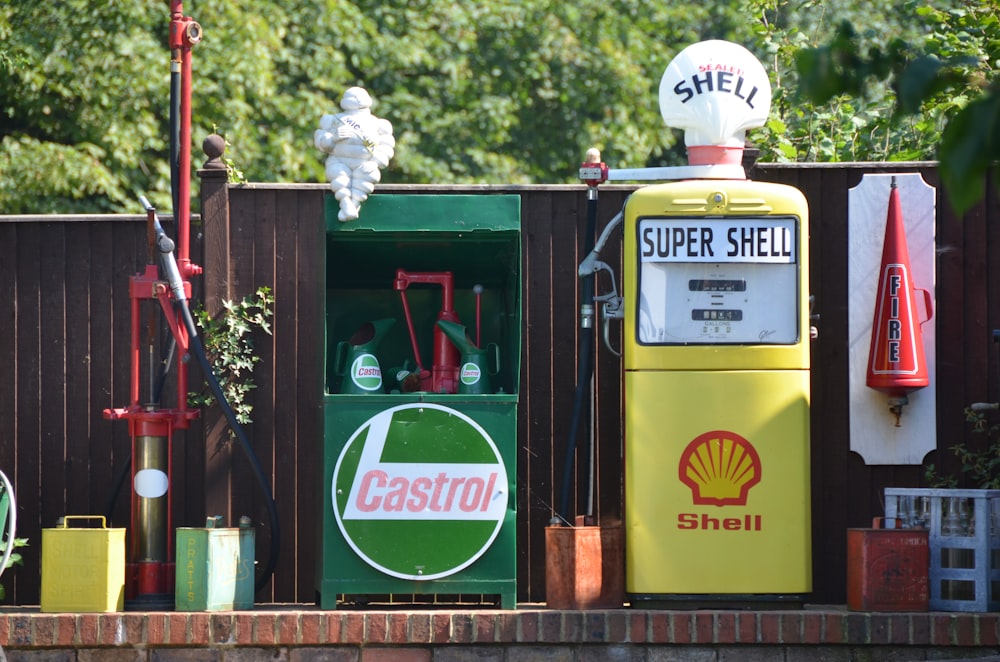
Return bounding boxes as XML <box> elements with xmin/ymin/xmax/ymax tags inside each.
<box><xmin>678</xmin><ymin>430</ymin><xmax>761</xmax><ymax>506</ymax></box>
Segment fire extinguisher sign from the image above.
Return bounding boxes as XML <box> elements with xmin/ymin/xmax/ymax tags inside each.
<box><xmin>331</xmin><ymin>403</ymin><xmax>508</xmax><ymax>580</ymax></box>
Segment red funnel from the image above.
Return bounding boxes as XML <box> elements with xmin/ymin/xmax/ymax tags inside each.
<box><xmin>866</xmin><ymin>180</ymin><xmax>932</xmax><ymax>398</ymax></box>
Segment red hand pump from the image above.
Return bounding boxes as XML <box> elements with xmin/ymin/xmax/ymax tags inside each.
<box><xmin>103</xmin><ymin>1</ymin><xmax>202</xmax><ymax>606</ymax></box>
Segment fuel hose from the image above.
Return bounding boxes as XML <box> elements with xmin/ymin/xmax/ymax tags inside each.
<box><xmin>557</xmin><ymin>184</ymin><xmax>599</xmax><ymax>523</ymax></box>
<box><xmin>151</xmin><ymin>207</ymin><xmax>281</xmax><ymax>595</ymax></box>
<box><xmin>104</xmin><ymin>199</ymin><xmax>281</xmax><ymax>595</ymax></box>
<box><xmin>176</xmin><ymin>292</ymin><xmax>280</xmax><ymax>594</ymax></box>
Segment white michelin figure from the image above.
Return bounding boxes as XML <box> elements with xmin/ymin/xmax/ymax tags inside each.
<box><xmin>314</xmin><ymin>87</ymin><xmax>395</xmax><ymax>221</ymax></box>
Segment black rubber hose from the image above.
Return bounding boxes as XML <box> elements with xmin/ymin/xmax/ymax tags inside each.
<box><xmin>178</xmin><ymin>299</ymin><xmax>280</xmax><ymax>595</ymax></box>
<box><xmin>103</xmin><ymin>455</ymin><xmax>132</xmax><ymax>527</ymax></box>
<box><xmin>169</xmin><ymin>67</ymin><xmax>180</xmax><ymax>219</ymax></box>
<box><xmin>557</xmin><ymin>189</ymin><xmax>598</xmax><ymax>522</ymax></box>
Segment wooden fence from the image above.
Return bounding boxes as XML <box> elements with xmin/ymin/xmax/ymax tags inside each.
<box><xmin>0</xmin><ymin>159</ymin><xmax>997</xmax><ymax>607</ymax></box>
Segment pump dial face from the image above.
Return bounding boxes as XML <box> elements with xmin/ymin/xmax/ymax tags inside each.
<box><xmin>636</xmin><ymin>216</ymin><xmax>800</xmax><ymax>345</ymax></box>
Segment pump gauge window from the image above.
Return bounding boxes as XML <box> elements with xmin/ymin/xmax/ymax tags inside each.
<box><xmin>636</xmin><ymin>216</ymin><xmax>800</xmax><ymax>345</ymax></box>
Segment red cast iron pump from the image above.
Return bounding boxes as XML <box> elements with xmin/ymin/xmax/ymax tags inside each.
<box><xmin>103</xmin><ymin>2</ymin><xmax>281</xmax><ymax>609</ymax></box>
<box><xmin>394</xmin><ymin>269</ymin><xmax>462</xmax><ymax>393</ymax></box>
<box><xmin>103</xmin><ymin>1</ymin><xmax>202</xmax><ymax>607</ymax></box>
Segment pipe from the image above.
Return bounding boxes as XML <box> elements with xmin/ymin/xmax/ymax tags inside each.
<box><xmin>557</xmin><ymin>174</ymin><xmax>600</xmax><ymax>523</ymax></box>
<box><xmin>170</xmin><ymin>51</ymin><xmax>180</xmax><ymax>221</ymax></box>
<box><xmin>169</xmin><ymin>1</ymin><xmax>202</xmax><ymax>279</ymax></box>
<box><xmin>578</xmin><ymin>210</ymin><xmax>624</xmax><ymax>279</ymax></box>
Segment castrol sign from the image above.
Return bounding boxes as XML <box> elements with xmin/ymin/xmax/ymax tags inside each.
<box><xmin>350</xmin><ymin>353</ymin><xmax>383</xmax><ymax>391</ymax></box>
<box><xmin>332</xmin><ymin>403</ymin><xmax>509</xmax><ymax>580</ymax></box>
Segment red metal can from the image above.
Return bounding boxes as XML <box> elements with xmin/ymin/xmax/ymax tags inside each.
<box><xmin>847</xmin><ymin>518</ymin><xmax>929</xmax><ymax>611</ymax></box>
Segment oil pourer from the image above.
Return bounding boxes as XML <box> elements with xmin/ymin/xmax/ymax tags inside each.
<box><xmin>393</xmin><ymin>269</ymin><xmax>462</xmax><ymax>393</ymax></box>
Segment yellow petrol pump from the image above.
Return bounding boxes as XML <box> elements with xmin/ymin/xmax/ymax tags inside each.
<box><xmin>623</xmin><ymin>180</ymin><xmax>810</xmax><ymax>604</ymax></box>
<box><xmin>582</xmin><ymin>40</ymin><xmax>811</xmax><ymax>606</ymax></box>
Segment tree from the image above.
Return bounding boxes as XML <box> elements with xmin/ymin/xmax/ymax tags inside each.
<box><xmin>2</xmin><ymin>0</ymin><xmax>992</xmax><ymax>215</ymax></box>
<box><xmin>0</xmin><ymin>1</ymin><xmax>715</xmax><ymax>213</ymax></box>
<box><xmin>788</xmin><ymin>2</ymin><xmax>1000</xmax><ymax>214</ymax></box>
<box><xmin>0</xmin><ymin>2</ymin><xmax>167</xmax><ymax>212</ymax></box>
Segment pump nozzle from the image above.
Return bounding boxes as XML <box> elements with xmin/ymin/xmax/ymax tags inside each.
<box><xmin>578</xmin><ymin>209</ymin><xmax>624</xmax><ymax>278</ymax></box>
<box><xmin>139</xmin><ymin>195</ymin><xmax>187</xmax><ymax>303</ymax></box>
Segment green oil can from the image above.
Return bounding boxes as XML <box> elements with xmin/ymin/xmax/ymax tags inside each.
<box><xmin>175</xmin><ymin>516</ymin><xmax>254</xmax><ymax>611</ymax></box>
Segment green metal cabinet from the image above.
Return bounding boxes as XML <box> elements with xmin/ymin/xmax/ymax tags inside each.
<box><xmin>316</xmin><ymin>194</ymin><xmax>521</xmax><ymax>609</ymax></box>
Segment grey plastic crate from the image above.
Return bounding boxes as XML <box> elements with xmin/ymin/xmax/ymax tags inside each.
<box><xmin>885</xmin><ymin>488</ymin><xmax>1000</xmax><ymax>612</ymax></box>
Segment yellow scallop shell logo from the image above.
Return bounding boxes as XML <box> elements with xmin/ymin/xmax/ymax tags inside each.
<box><xmin>678</xmin><ymin>430</ymin><xmax>761</xmax><ymax>506</ymax></box>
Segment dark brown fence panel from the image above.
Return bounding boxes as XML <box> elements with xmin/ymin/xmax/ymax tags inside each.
<box><xmin>195</xmin><ymin>182</ymin><xmax>327</xmax><ymax>603</ymax></box>
<box><xmin>755</xmin><ymin>163</ymin><xmax>997</xmax><ymax>603</ymax></box>
<box><xmin>0</xmin><ymin>215</ymin><xmax>167</xmax><ymax>606</ymax></box>
<box><xmin>2</xmin><ymin>163</ymin><xmax>998</xmax><ymax>607</ymax></box>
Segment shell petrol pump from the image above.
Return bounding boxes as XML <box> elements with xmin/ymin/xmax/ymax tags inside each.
<box><xmin>581</xmin><ymin>40</ymin><xmax>811</xmax><ymax>605</ymax></box>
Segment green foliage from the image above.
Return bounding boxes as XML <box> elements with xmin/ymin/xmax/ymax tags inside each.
<box><xmin>0</xmin><ymin>0</ymin><xmax>169</xmax><ymax>212</ymax></box>
<box><xmin>189</xmin><ymin>287</ymin><xmax>274</xmax><ymax>433</ymax></box>
<box><xmin>0</xmin><ymin>537</ymin><xmax>28</xmax><ymax>600</ymax></box>
<box><xmin>1</xmin><ymin>0</ymin><xmax>997</xmax><ymax>215</ymax></box>
<box><xmin>747</xmin><ymin>0</ymin><xmax>952</xmax><ymax>164</ymax></box>
<box><xmin>925</xmin><ymin>406</ymin><xmax>1000</xmax><ymax>489</ymax></box>
<box><xmin>0</xmin><ymin>0</ymin><xmax>745</xmax><ymax>212</ymax></box>
<box><xmin>789</xmin><ymin>1</ymin><xmax>1000</xmax><ymax>214</ymax></box>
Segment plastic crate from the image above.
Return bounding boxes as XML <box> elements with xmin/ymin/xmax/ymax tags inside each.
<box><xmin>885</xmin><ymin>488</ymin><xmax>1000</xmax><ymax>612</ymax></box>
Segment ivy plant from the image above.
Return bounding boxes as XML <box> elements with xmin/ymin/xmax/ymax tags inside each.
<box><xmin>0</xmin><ymin>536</ymin><xmax>27</xmax><ymax>600</ymax></box>
<box><xmin>189</xmin><ymin>287</ymin><xmax>274</xmax><ymax>436</ymax></box>
<box><xmin>925</xmin><ymin>405</ymin><xmax>1000</xmax><ymax>490</ymax></box>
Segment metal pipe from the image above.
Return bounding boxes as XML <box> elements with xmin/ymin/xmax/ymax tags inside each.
<box><xmin>169</xmin><ymin>1</ymin><xmax>202</xmax><ymax>278</ymax></box>
<box><xmin>133</xmin><ymin>434</ymin><xmax>169</xmax><ymax>562</ymax></box>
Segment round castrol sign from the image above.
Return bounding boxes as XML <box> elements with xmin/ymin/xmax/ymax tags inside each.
<box><xmin>332</xmin><ymin>403</ymin><xmax>509</xmax><ymax>580</ymax></box>
<box><xmin>350</xmin><ymin>353</ymin><xmax>383</xmax><ymax>391</ymax></box>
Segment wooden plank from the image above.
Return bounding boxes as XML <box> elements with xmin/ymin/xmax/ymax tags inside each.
<box><xmin>14</xmin><ymin>221</ymin><xmax>42</xmax><ymax>605</ymax></box>
<box><xmin>39</xmin><ymin>224</ymin><xmax>67</xmax><ymax>532</ymax></box>
<box><xmin>928</xmin><ymin>170</ymin><xmax>970</xmax><ymax>477</ymax></box>
<box><xmin>269</xmin><ymin>188</ymin><xmax>299</xmax><ymax>602</ymax></box>
<box><xmin>813</xmin><ymin>165</ymin><xmax>853</xmax><ymax>604</ymax></box>
<box><xmin>293</xmin><ymin>189</ymin><xmax>325</xmax><ymax>603</ymax></box>
<box><xmin>552</xmin><ymin>188</ymin><xmax>584</xmax><ymax>524</ymax></box>
<box><xmin>201</xmin><ymin>189</ymin><xmax>257</xmax><ymax>523</ymax></box>
<box><xmin>0</xmin><ymin>221</ymin><xmax>17</xmax><ymax>476</ymax></box>
<box><xmin>87</xmin><ymin>222</ymin><xmax>124</xmax><ymax>529</ymax></box>
<box><xmin>519</xmin><ymin>189</ymin><xmax>557</xmax><ymax>603</ymax></box>
<box><xmin>64</xmin><ymin>222</ymin><xmax>92</xmax><ymax>512</ymax></box>
<box><xmin>987</xmin><ymin>168</ymin><xmax>1000</xmax><ymax>415</ymax></box>
<box><xmin>592</xmin><ymin>188</ymin><xmax>630</xmax><ymax>524</ymax></box>
<box><xmin>957</xmin><ymin>174</ymin><xmax>991</xmax><ymax>460</ymax></box>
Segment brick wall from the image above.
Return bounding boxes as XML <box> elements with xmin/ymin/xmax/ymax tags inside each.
<box><xmin>2</xmin><ymin>609</ymin><xmax>999</xmax><ymax>660</ymax></box>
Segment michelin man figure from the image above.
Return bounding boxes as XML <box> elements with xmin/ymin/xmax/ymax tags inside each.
<box><xmin>314</xmin><ymin>87</ymin><xmax>395</xmax><ymax>222</ymax></box>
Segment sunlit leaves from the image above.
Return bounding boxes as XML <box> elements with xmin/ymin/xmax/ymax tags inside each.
<box><xmin>790</xmin><ymin>1</ymin><xmax>1000</xmax><ymax>214</ymax></box>
<box><xmin>2</xmin><ymin>0</ymin><xmax>997</xmax><ymax>217</ymax></box>
<box><xmin>939</xmin><ymin>93</ymin><xmax>1000</xmax><ymax>216</ymax></box>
